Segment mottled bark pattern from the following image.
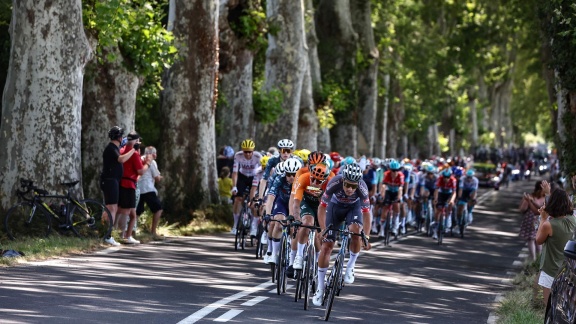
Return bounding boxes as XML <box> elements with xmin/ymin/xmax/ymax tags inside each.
<box><xmin>82</xmin><ymin>47</ymin><xmax>139</xmax><ymax>199</ymax></box>
<box><xmin>374</xmin><ymin>73</ymin><xmax>389</xmax><ymax>157</ymax></box>
<box><xmin>216</xmin><ymin>0</ymin><xmax>255</xmax><ymax>149</ymax></box>
<box><xmin>0</xmin><ymin>0</ymin><xmax>91</xmax><ymax>209</ymax></box>
<box><xmin>160</xmin><ymin>0</ymin><xmax>219</xmax><ymax>213</ymax></box>
<box><xmin>257</xmin><ymin>0</ymin><xmax>307</xmax><ymax>149</ymax></box>
<box><xmin>386</xmin><ymin>76</ymin><xmax>403</xmax><ymax>158</ymax></box>
<box><xmin>351</xmin><ymin>0</ymin><xmax>378</xmax><ymax>157</ymax></box>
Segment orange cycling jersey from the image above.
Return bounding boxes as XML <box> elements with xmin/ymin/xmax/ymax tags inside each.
<box><xmin>292</xmin><ymin>170</ymin><xmax>335</xmax><ymax>201</ymax></box>
<box><xmin>295</xmin><ymin>165</ymin><xmax>336</xmax><ymax>180</ymax></box>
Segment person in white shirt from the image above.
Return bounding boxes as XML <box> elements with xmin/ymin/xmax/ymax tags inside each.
<box><xmin>136</xmin><ymin>146</ymin><xmax>164</xmax><ymax>238</ymax></box>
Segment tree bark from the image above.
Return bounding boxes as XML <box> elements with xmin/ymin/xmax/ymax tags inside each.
<box><xmin>316</xmin><ymin>0</ymin><xmax>358</xmax><ymax>157</ymax></box>
<box><xmin>351</xmin><ymin>0</ymin><xmax>378</xmax><ymax>157</ymax></box>
<box><xmin>374</xmin><ymin>73</ymin><xmax>389</xmax><ymax>158</ymax></box>
<box><xmin>81</xmin><ymin>46</ymin><xmax>140</xmax><ymax>199</ymax></box>
<box><xmin>0</xmin><ymin>0</ymin><xmax>91</xmax><ymax>209</ymax></box>
<box><xmin>159</xmin><ymin>0</ymin><xmax>219</xmax><ymax>214</ymax></box>
<box><xmin>256</xmin><ymin>0</ymin><xmax>307</xmax><ymax>149</ymax></box>
<box><xmin>216</xmin><ymin>0</ymin><xmax>255</xmax><ymax>149</ymax></box>
<box><xmin>386</xmin><ymin>75</ymin><xmax>403</xmax><ymax>158</ymax></box>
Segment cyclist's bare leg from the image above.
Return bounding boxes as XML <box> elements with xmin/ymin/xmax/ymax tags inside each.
<box><xmin>392</xmin><ymin>201</ymin><xmax>401</xmax><ymax>233</ymax></box>
<box><xmin>316</xmin><ymin>241</ymin><xmax>335</xmax><ymax>292</ymax></box>
<box><xmin>271</xmin><ymin>214</ymin><xmax>286</xmax><ymax>259</ymax></box>
<box><xmin>232</xmin><ymin>196</ymin><xmax>242</xmax><ymax>229</ymax></box>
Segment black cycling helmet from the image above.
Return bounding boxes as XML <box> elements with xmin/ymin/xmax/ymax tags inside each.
<box><xmin>108</xmin><ymin>126</ymin><xmax>124</xmax><ymax>140</ymax></box>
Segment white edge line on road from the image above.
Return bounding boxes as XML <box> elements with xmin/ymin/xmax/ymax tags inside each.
<box><xmin>177</xmin><ymin>281</ymin><xmax>273</xmax><ymax>324</ymax></box>
<box><xmin>213</xmin><ymin>309</ymin><xmax>244</xmax><ymax>322</ymax></box>
<box><xmin>241</xmin><ymin>296</ymin><xmax>268</xmax><ymax>306</ymax></box>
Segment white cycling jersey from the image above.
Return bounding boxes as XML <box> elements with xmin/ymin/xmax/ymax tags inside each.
<box><xmin>232</xmin><ymin>151</ymin><xmax>262</xmax><ymax>177</ymax></box>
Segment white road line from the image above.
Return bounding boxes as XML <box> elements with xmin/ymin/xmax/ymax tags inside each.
<box><xmin>213</xmin><ymin>309</ymin><xmax>243</xmax><ymax>322</ymax></box>
<box><xmin>241</xmin><ymin>296</ymin><xmax>268</xmax><ymax>306</ymax></box>
<box><xmin>268</xmin><ymin>284</ymin><xmax>294</xmax><ymax>293</ymax></box>
<box><xmin>177</xmin><ymin>281</ymin><xmax>273</xmax><ymax>324</ymax></box>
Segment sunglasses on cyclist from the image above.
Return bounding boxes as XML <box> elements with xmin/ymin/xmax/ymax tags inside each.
<box><xmin>311</xmin><ymin>178</ymin><xmax>326</xmax><ymax>185</ymax></box>
<box><xmin>281</xmin><ymin>148</ymin><xmax>292</xmax><ymax>154</ymax></box>
<box><xmin>343</xmin><ymin>181</ymin><xmax>358</xmax><ymax>189</ymax></box>
<box><xmin>285</xmin><ymin>172</ymin><xmax>296</xmax><ymax>178</ymax></box>
<box><xmin>243</xmin><ymin>151</ymin><xmax>253</xmax><ymax>154</ymax></box>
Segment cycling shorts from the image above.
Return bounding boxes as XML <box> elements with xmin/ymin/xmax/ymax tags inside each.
<box><xmin>436</xmin><ymin>192</ymin><xmax>452</xmax><ymax>208</ymax></box>
<box><xmin>271</xmin><ymin>196</ymin><xmax>290</xmax><ymax>217</ymax></box>
<box><xmin>324</xmin><ymin>201</ymin><xmax>363</xmax><ymax>242</ymax></box>
<box><xmin>457</xmin><ymin>189</ymin><xmax>476</xmax><ymax>205</ymax></box>
<box><xmin>235</xmin><ymin>173</ymin><xmax>255</xmax><ymax>198</ymax></box>
<box><xmin>299</xmin><ymin>199</ymin><xmax>320</xmax><ymax>227</ymax></box>
<box><xmin>383</xmin><ymin>191</ymin><xmax>400</xmax><ymax>206</ymax></box>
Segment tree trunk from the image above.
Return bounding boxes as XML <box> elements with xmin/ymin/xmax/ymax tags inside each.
<box><xmin>468</xmin><ymin>87</ymin><xmax>478</xmax><ymax>148</ymax></box>
<box><xmin>351</xmin><ymin>0</ymin><xmax>378</xmax><ymax>157</ymax></box>
<box><xmin>316</xmin><ymin>0</ymin><xmax>358</xmax><ymax>157</ymax></box>
<box><xmin>81</xmin><ymin>47</ymin><xmax>140</xmax><ymax>199</ymax></box>
<box><xmin>374</xmin><ymin>73</ymin><xmax>389</xmax><ymax>158</ymax></box>
<box><xmin>0</xmin><ymin>0</ymin><xmax>91</xmax><ymax>209</ymax></box>
<box><xmin>556</xmin><ymin>72</ymin><xmax>568</xmax><ymax>144</ymax></box>
<box><xmin>159</xmin><ymin>0</ymin><xmax>219</xmax><ymax>215</ymax></box>
<box><xmin>216</xmin><ymin>1</ymin><xmax>255</xmax><ymax>149</ymax></box>
<box><xmin>317</xmin><ymin>127</ymin><xmax>331</xmax><ymax>153</ymax></box>
<box><xmin>256</xmin><ymin>0</ymin><xmax>307</xmax><ymax>149</ymax></box>
<box><xmin>297</xmin><ymin>60</ymin><xmax>318</xmax><ymax>150</ymax></box>
<box><xmin>386</xmin><ymin>76</ymin><xmax>403</xmax><ymax>158</ymax></box>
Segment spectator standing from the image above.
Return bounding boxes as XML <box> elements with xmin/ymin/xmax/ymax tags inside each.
<box><xmin>136</xmin><ymin>146</ymin><xmax>164</xmax><ymax>239</ymax></box>
<box><xmin>217</xmin><ymin>146</ymin><xmax>235</xmax><ymax>176</ymax></box>
<box><xmin>218</xmin><ymin>166</ymin><xmax>233</xmax><ymax>204</ymax></box>
<box><xmin>99</xmin><ymin>126</ymin><xmax>136</xmax><ymax>246</ymax></box>
<box><xmin>519</xmin><ymin>180</ymin><xmax>546</xmax><ymax>261</ymax></box>
<box><xmin>117</xmin><ymin>131</ymin><xmax>152</xmax><ymax>244</ymax></box>
<box><xmin>536</xmin><ymin>188</ymin><xmax>576</xmax><ymax>307</ymax></box>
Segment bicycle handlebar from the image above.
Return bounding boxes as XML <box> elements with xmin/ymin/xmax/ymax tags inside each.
<box><xmin>322</xmin><ymin>224</ymin><xmax>369</xmax><ymax>247</ymax></box>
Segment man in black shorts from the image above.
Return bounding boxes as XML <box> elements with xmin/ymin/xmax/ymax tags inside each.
<box><xmin>100</xmin><ymin>126</ymin><xmax>137</xmax><ymax>246</ymax></box>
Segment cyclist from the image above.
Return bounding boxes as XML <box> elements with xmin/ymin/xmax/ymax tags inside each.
<box><xmin>257</xmin><ymin>139</ymin><xmax>299</xmax><ymax>202</ymax></box>
<box><xmin>457</xmin><ymin>169</ymin><xmax>479</xmax><ymax>229</ymax></box>
<box><xmin>264</xmin><ymin>158</ymin><xmax>302</xmax><ymax>265</ymax></box>
<box><xmin>402</xmin><ymin>162</ymin><xmax>418</xmax><ymax>231</ymax></box>
<box><xmin>432</xmin><ymin>168</ymin><xmax>457</xmax><ymax>240</ymax></box>
<box><xmin>291</xmin><ymin>163</ymin><xmax>333</xmax><ymax>271</ymax></box>
<box><xmin>312</xmin><ymin>163</ymin><xmax>372</xmax><ymax>306</ymax></box>
<box><xmin>379</xmin><ymin>160</ymin><xmax>404</xmax><ymax>237</ymax></box>
<box><xmin>231</xmin><ymin>139</ymin><xmax>262</xmax><ymax>234</ymax></box>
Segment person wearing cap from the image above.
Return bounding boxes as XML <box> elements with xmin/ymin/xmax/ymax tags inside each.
<box><xmin>100</xmin><ymin>126</ymin><xmax>138</xmax><ymax>246</ymax></box>
<box><xmin>116</xmin><ymin>131</ymin><xmax>153</xmax><ymax>244</ymax></box>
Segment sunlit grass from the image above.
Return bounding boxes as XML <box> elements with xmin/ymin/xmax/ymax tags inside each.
<box><xmin>0</xmin><ymin>206</ymin><xmax>231</xmax><ymax>266</ymax></box>
<box><xmin>496</xmin><ymin>259</ymin><xmax>544</xmax><ymax>324</ymax></box>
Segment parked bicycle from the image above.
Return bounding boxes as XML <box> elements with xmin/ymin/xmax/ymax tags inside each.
<box><xmin>4</xmin><ymin>178</ymin><xmax>113</xmax><ymax>241</ymax></box>
<box><xmin>320</xmin><ymin>225</ymin><xmax>368</xmax><ymax>321</ymax></box>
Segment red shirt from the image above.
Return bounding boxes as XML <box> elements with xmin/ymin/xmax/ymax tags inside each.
<box><xmin>120</xmin><ymin>147</ymin><xmax>144</xmax><ymax>189</ymax></box>
<box><xmin>383</xmin><ymin>170</ymin><xmax>404</xmax><ymax>192</ymax></box>
<box><xmin>435</xmin><ymin>176</ymin><xmax>457</xmax><ymax>193</ymax></box>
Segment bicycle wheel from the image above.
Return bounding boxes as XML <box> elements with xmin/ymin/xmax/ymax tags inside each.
<box><xmin>294</xmin><ymin>265</ymin><xmax>302</xmax><ymax>302</ymax></box>
<box><xmin>438</xmin><ymin>215</ymin><xmax>444</xmax><ymax>245</ymax></box>
<box><xmin>303</xmin><ymin>245</ymin><xmax>314</xmax><ymax>310</ymax></box>
<box><xmin>324</xmin><ymin>257</ymin><xmax>342</xmax><ymax>321</ymax></box>
<box><xmin>70</xmin><ymin>199</ymin><xmax>113</xmax><ymax>239</ymax></box>
<box><xmin>240</xmin><ymin>211</ymin><xmax>249</xmax><ymax>250</ymax></box>
<box><xmin>255</xmin><ymin>221</ymin><xmax>264</xmax><ymax>259</ymax></box>
<box><xmin>459</xmin><ymin>210</ymin><xmax>466</xmax><ymax>239</ymax></box>
<box><xmin>5</xmin><ymin>202</ymin><xmax>51</xmax><ymax>240</ymax></box>
<box><xmin>384</xmin><ymin>219</ymin><xmax>391</xmax><ymax>246</ymax></box>
<box><xmin>276</xmin><ymin>235</ymin><xmax>288</xmax><ymax>295</ymax></box>
<box><xmin>234</xmin><ymin>213</ymin><xmax>244</xmax><ymax>251</ymax></box>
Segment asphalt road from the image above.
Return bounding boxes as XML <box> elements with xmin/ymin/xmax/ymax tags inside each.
<box><xmin>0</xmin><ymin>179</ymin><xmax>536</xmax><ymax>323</ymax></box>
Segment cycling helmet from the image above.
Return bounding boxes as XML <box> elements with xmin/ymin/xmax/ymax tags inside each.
<box><xmin>310</xmin><ymin>163</ymin><xmax>329</xmax><ymax>180</ymax></box>
<box><xmin>389</xmin><ymin>160</ymin><xmax>401</xmax><ymax>171</ymax></box>
<box><xmin>342</xmin><ymin>162</ymin><xmax>363</xmax><ymax>182</ymax></box>
<box><xmin>442</xmin><ymin>168</ymin><xmax>452</xmax><ymax>177</ymax></box>
<box><xmin>466</xmin><ymin>169</ymin><xmax>475</xmax><ymax>177</ymax></box>
<box><xmin>275</xmin><ymin>161</ymin><xmax>286</xmax><ymax>176</ymax></box>
<box><xmin>277</xmin><ymin>139</ymin><xmax>295</xmax><ymax>149</ymax></box>
<box><xmin>241</xmin><ymin>139</ymin><xmax>256</xmax><ymax>151</ymax></box>
<box><xmin>342</xmin><ymin>156</ymin><xmax>356</xmax><ymax>166</ymax></box>
<box><xmin>108</xmin><ymin>126</ymin><xmax>124</xmax><ymax>140</ymax></box>
<box><xmin>454</xmin><ymin>167</ymin><xmax>463</xmax><ymax>178</ymax></box>
<box><xmin>308</xmin><ymin>151</ymin><xmax>326</xmax><ymax>165</ymax></box>
<box><xmin>284</xmin><ymin>158</ymin><xmax>302</xmax><ymax>173</ymax></box>
<box><xmin>260</xmin><ymin>155</ymin><xmax>270</xmax><ymax>168</ymax></box>
<box><xmin>425</xmin><ymin>164</ymin><xmax>435</xmax><ymax>173</ymax></box>
<box><xmin>326</xmin><ymin>158</ymin><xmax>334</xmax><ymax>170</ymax></box>
<box><xmin>372</xmin><ymin>158</ymin><xmax>382</xmax><ymax>167</ymax></box>
<box><xmin>403</xmin><ymin>163</ymin><xmax>413</xmax><ymax>172</ymax></box>
<box><xmin>297</xmin><ymin>149</ymin><xmax>311</xmax><ymax>162</ymax></box>
<box><xmin>329</xmin><ymin>152</ymin><xmax>342</xmax><ymax>162</ymax></box>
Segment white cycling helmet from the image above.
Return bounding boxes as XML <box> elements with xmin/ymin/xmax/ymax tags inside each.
<box><xmin>342</xmin><ymin>162</ymin><xmax>363</xmax><ymax>182</ymax></box>
<box><xmin>277</xmin><ymin>139</ymin><xmax>295</xmax><ymax>149</ymax></box>
<box><xmin>284</xmin><ymin>158</ymin><xmax>302</xmax><ymax>173</ymax></box>
<box><xmin>372</xmin><ymin>158</ymin><xmax>382</xmax><ymax>166</ymax></box>
<box><xmin>275</xmin><ymin>161</ymin><xmax>286</xmax><ymax>176</ymax></box>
